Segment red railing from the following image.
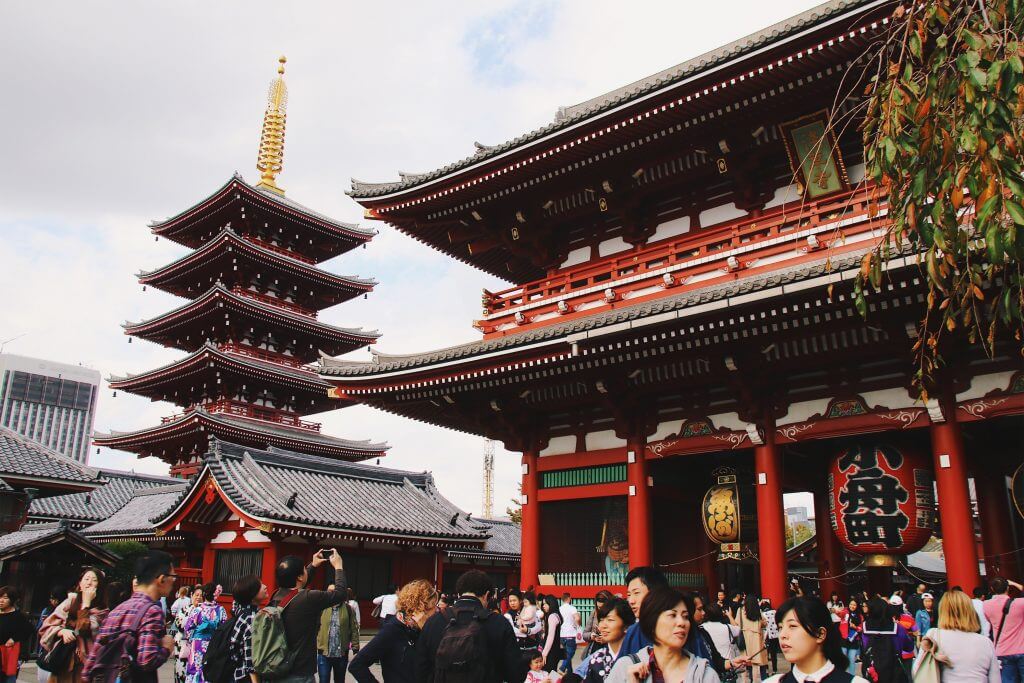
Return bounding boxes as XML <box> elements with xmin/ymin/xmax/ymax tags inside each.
<box><xmin>241</xmin><ymin>234</ymin><xmax>318</xmax><ymax>265</ymax></box>
<box><xmin>207</xmin><ymin>400</ymin><xmax>321</xmax><ymax>431</ymax></box>
<box><xmin>231</xmin><ymin>286</ymin><xmax>317</xmax><ymax>319</ymax></box>
<box><xmin>217</xmin><ymin>342</ymin><xmax>316</xmax><ymax>372</ymax></box>
<box><xmin>162</xmin><ymin>400</ymin><xmax>321</xmax><ymax>432</ymax></box>
<box><xmin>481</xmin><ymin>185</ymin><xmax>883</xmax><ymax>319</ymax></box>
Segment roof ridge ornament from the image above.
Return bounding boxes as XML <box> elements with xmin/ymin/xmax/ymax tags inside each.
<box><xmin>255</xmin><ymin>56</ymin><xmax>288</xmax><ymax>196</ymax></box>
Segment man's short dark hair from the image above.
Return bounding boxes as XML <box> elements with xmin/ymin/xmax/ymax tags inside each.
<box><xmin>507</xmin><ymin>589</ymin><xmax>522</xmax><ymax>600</ymax></box>
<box><xmin>991</xmin><ymin>577</ymin><xmax>1009</xmax><ymax>595</ymax></box>
<box><xmin>455</xmin><ymin>569</ymin><xmax>491</xmax><ymax>597</ymax></box>
<box><xmin>134</xmin><ymin>550</ymin><xmax>173</xmax><ymax>585</ymax></box>
<box><xmin>973</xmin><ymin>586</ymin><xmax>988</xmax><ymax>599</ymax></box>
<box><xmin>276</xmin><ymin>555</ymin><xmax>306</xmax><ymax>589</ymax></box>
<box><xmin>562</xmin><ymin>592</ymin><xmax>571</xmax><ymax>601</ymax></box>
<box><xmin>638</xmin><ymin>586</ymin><xmax>691</xmax><ymax>643</ymax></box>
<box><xmin>624</xmin><ymin>566</ymin><xmax>668</xmax><ymax>591</ymax></box>
<box><xmin>231</xmin><ymin>575</ymin><xmax>262</xmax><ymax>606</ymax></box>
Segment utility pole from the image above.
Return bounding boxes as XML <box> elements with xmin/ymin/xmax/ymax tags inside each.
<box><xmin>482</xmin><ymin>438</ymin><xmax>495</xmax><ymax>518</ymax></box>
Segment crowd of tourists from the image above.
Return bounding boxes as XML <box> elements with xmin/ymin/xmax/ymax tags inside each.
<box><xmin>0</xmin><ymin>554</ymin><xmax>1016</xmax><ymax>683</ymax></box>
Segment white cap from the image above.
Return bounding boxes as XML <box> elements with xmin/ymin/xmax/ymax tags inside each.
<box><xmin>888</xmin><ymin>595</ymin><xmax>904</xmax><ymax>606</ymax></box>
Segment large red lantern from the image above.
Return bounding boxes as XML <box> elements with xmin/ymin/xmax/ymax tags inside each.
<box><xmin>829</xmin><ymin>443</ymin><xmax>934</xmax><ymax>566</ymax></box>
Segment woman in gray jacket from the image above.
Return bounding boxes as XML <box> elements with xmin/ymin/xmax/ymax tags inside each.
<box><xmin>606</xmin><ymin>587</ymin><xmax>720</xmax><ymax>683</ymax></box>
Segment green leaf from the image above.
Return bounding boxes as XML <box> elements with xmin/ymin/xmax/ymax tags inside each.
<box><xmin>986</xmin><ymin>226</ymin><xmax>1003</xmax><ymax>262</ymax></box>
<box><xmin>1010</xmin><ymin>55</ymin><xmax>1024</xmax><ymax>74</ymax></box>
<box><xmin>960</xmin><ymin>129</ymin><xmax>979</xmax><ymax>152</ymax></box>
<box><xmin>883</xmin><ymin>137</ymin><xmax>898</xmax><ymax>164</ymax></box>
<box><xmin>909</xmin><ymin>32</ymin><xmax>923</xmax><ymax>60</ymax></box>
<box><xmin>988</xmin><ymin>60</ymin><xmax>1005</xmax><ymax>85</ymax></box>
<box><xmin>1006</xmin><ymin>200</ymin><xmax>1024</xmax><ymax>225</ymax></box>
<box><xmin>970</xmin><ymin>67</ymin><xmax>988</xmax><ymax>88</ymax></box>
<box><xmin>977</xmin><ymin>195</ymin><xmax>1001</xmax><ymax>224</ymax></box>
<box><xmin>964</xmin><ymin>51</ymin><xmax>982</xmax><ymax>69</ymax></box>
<box><xmin>936</xmin><ymin>34</ymin><xmax>948</xmax><ymax>48</ymax></box>
<box><xmin>1004</xmin><ymin>174</ymin><xmax>1024</xmax><ymax>199</ymax></box>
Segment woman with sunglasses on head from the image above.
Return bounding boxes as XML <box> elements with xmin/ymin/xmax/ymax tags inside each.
<box><xmin>38</xmin><ymin>567</ymin><xmax>108</xmax><ymax>683</ymax></box>
<box><xmin>583</xmin><ymin>591</ymin><xmax>615</xmax><ymax>658</ymax></box>
<box><xmin>605</xmin><ymin>586</ymin><xmax>720</xmax><ymax>683</ymax></box>
<box><xmin>349</xmin><ymin>579</ymin><xmax>438</xmax><ymax>683</ymax></box>
<box><xmin>764</xmin><ymin>596</ymin><xmax>869</xmax><ymax>683</ymax></box>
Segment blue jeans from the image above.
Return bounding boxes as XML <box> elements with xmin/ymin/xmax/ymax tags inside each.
<box><xmin>559</xmin><ymin>638</ymin><xmax>577</xmax><ymax>673</ymax></box>
<box><xmin>842</xmin><ymin>647</ymin><xmax>860</xmax><ymax>675</ymax></box>
<box><xmin>1001</xmin><ymin>654</ymin><xmax>1024</xmax><ymax>683</ymax></box>
<box><xmin>316</xmin><ymin>654</ymin><xmax>348</xmax><ymax>683</ymax></box>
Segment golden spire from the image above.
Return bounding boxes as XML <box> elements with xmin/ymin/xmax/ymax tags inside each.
<box><xmin>256</xmin><ymin>55</ymin><xmax>288</xmax><ymax>195</ymax></box>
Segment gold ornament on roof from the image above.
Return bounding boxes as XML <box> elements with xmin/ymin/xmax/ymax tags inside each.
<box><xmin>256</xmin><ymin>55</ymin><xmax>288</xmax><ymax>195</ymax></box>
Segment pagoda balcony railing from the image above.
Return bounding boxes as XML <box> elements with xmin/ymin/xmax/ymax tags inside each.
<box><xmin>231</xmin><ymin>286</ymin><xmax>318</xmax><ymax>319</ymax></box>
<box><xmin>161</xmin><ymin>400</ymin><xmax>322</xmax><ymax>432</ymax></box>
<box><xmin>217</xmin><ymin>342</ymin><xmax>316</xmax><ymax>373</ymax></box>
<box><xmin>478</xmin><ymin>185</ymin><xmax>885</xmax><ymax>332</ymax></box>
<box><xmin>241</xmin><ymin>234</ymin><xmax>318</xmax><ymax>265</ymax></box>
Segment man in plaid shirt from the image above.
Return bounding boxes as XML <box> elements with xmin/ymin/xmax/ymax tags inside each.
<box><xmin>82</xmin><ymin>550</ymin><xmax>177</xmax><ymax>683</ymax></box>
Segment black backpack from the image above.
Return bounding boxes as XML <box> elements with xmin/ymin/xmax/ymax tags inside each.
<box><xmin>433</xmin><ymin>605</ymin><xmax>491</xmax><ymax>683</ymax></box>
<box><xmin>201</xmin><ymin>617</ymin><xmax>238</xmax><ymax>683</ymax></box>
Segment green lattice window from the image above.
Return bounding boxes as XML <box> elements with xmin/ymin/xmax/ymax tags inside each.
<box><xmin>540</xmin><ymin>463</ymin><xmax>626</xmax><ymax>489</ymax></box>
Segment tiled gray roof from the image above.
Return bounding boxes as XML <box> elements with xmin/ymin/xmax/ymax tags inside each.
<box><xmin>122</xmin><ymin>283</ymin><xmax>381</xmax><ymax>341</ymax></box>
<box><xmin>137</xmin><ymin>227</ymin><xmax>377</xmax><ymax>289</ymax></box>
<box><xmin>29</xmin><ymin>471</ymin><xmax>179</xmax><ymax>524</ymax></box>
<box><xmin>0</xmin><ymin>521</ymin><xmax>121</xmax><ymax>564</ymax></box>
<box><xmin>470</xmin><ymin>517</ymin><xmax>520</xmax><ymax>557</ymax></box>
<box><xmin>157</xmin><ymin>440</ymin><xmax>490</xmax><ymax>542</ymax></box>
<box><xmin>320</xmin><ymin>245</ymin><xmax>896</xmax><ymax>377</ymax></box>
<box><xmin>108</xmin><ymin>342</ymin><xmax>330</xmax><ymax>388</ymax></box>
<box><xmin>349</xmin><ymin>0</ymin><xmax>881</xmax><ymax>198</ymax></box>
<box><xmin>152</xmin><ymin>174</ymin><xmax>375</xmax><ymax>238</ymax></box>
<box><xmin>95</xmin><ymin>406</ymin><xmax>389</xmax><ymax>454</ymax></box>
<box><xmin>82</xmin><ymin>484</ymin><xmax>189</xmax><ymax>539</ymax></box>
<box><xmin>0</xmin><ymin>427</ymin><xmax>100</xmax><ymax>485</ymax></box>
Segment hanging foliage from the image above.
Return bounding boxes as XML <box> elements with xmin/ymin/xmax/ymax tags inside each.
<box><xmin>858</xmin><ymin>0</ymin><xmax>1024</xmax><ymax>397</ymax></box>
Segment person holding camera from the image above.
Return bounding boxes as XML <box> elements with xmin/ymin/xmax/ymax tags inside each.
<box><xmin>269</xmin><ymin>549</ymin><xmax>347</xmax><ymax>683</ymax></box>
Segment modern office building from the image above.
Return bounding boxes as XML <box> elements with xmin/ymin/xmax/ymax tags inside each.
<box><xmin>0</xmin><ymin>354</ymin><xmax>101</xmax><ymax>463</ymax></box>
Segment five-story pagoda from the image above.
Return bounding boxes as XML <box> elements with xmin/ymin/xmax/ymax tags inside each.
<box><xmin>96</xmin><ymin>57</ymin><xmax>387</xmax><ymax>477</ymax></box>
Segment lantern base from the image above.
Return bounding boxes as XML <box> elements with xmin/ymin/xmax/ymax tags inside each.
<box><xmin>863</xmin><ymin>553</ymin><xmax>897</xmax><ymax>568</ymax></box>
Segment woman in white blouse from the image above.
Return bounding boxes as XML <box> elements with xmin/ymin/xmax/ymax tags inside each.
<box><xmin>763</xmin><ymin>596</ymin><xmax>869</xmax><ymax>683</ymax></box>
<box><xmin>913</xmin><ymin>590</ymin><xmax>999</xmax><ymax>683</ymax></box>
<box><xmin>701</xmin><ymin>603</ymin><xmax>740</xmax><ymax>662</ymax></box>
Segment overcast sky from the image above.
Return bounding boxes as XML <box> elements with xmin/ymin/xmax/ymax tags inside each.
<box><xmin>1</xmin><ymin>0</ymin><xmax>821</xmax><ymax>516</ymax></box>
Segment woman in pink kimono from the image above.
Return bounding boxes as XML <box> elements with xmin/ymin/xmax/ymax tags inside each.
<box><xmin>183</xmin><ymin>584</ymin><xmax>226</xmax><ymax>683</ymax></box>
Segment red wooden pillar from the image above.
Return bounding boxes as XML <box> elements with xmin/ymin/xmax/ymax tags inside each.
<box><xmin>813</xmin><ymin>482</ymin><xmax>846</xmax><ymax>600</ymax></box>
<box><xmin>435</xmin><ymin>550</ymin><xmax>446</xmax><ymax>590</ymax></box>
<box><xmin>700</xmin><ymin>530</ymin><xmax>720</xmax><ymax>599</ymax></box>
<box><xmin>262</xmin><ymin>539</ymin><xmax>278</xmax><ymax>595</ymax></box>
<box><xmin>521</xmin><ymin>448</ymin><xmax>541</xmax><ymax>591</ymax></box>
<box><xmin>930</xmin><ymin>418</ymin><xmax>981</xmax><ymax>590</ymax></box>
<box><xmin>202</xmin><ymin>542</ymin><xmax>216</xmax><ymax>585</ymax></box>
<box><xmin>976</xmin><ymin>467</ymin><xmax>1019</xmax><ymax>580</ymax></box>
<box><xmin>754</xmin><ymin>423</ymin><xmax>788</xmax><ymax>607</ymax></box>
<box><xmin>627</xmin><ymin>435</ymin><xmax>653</xmax><ymax>568</ymax></box>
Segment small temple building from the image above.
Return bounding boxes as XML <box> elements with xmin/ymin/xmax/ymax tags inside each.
<box><xmin>321</xmin><ymin>0</ymin><xmax>1024</xmax><ymax>605</ymax></box>
<box><xmin>94</xmin><ymin>56</ymin><xmax>386</xmax><ymax>478</ymax></box>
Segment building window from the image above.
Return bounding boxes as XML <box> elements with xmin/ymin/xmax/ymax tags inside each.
<box><xmin>345</xmin><ymin>555</ymin><xmax>392</xmax><ymax>601</ymax></box>
<box><xmin>213</xmin><ymin>549</ymin><xmax>263</xmax><ymax>592</ymax></box>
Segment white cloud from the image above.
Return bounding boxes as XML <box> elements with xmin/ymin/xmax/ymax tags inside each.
<box><xmin>1</xmin><ymin>0</ymin><xmax>821</xmax><ymax>514</ymax></box>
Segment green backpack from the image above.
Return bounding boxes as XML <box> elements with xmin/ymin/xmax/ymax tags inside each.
<box><xmin>251</xmin><ymin>590</ymin><xmax>298</xmax><ymax>679</ymax></box>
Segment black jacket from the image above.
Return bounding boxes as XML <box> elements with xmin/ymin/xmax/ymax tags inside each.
<box><xmin>414</xmin><ymin>598</ymin><xmax>520</xmax><ymax>683</ymax></box>
<box><xmin>270</xmin><ymin>567</ymin><xmax>347</xmax><ymax>676</ymax></box>
<box><xmin>349</xmin><ymin>615</ymin><xmax>418</xmax><ymax>683</ymax></box>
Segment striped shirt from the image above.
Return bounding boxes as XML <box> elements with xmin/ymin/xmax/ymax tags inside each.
<box><xmin>82</xmin><ymin>592</ymin><xmax>169</xmax><ymax>683</ymax></box>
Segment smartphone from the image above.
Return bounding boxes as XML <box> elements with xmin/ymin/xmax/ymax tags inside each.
<box><xmin>319</xmin><ymin>549</ymin><xmax>332</xmax><ymax>559</ymax></box>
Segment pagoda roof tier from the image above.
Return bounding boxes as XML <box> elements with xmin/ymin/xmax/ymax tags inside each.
<box><xmin>348</xmin><ymin>0</ymin><xmax>889</xmax><ymax>283</ymax></box>
<box><xmin>123</xmin><ymin>284</ymin><xmax>379</xmax><ymax>361</ymax></box>
<box><xmin>0</xmin><ymin>427</ymin><xmax>102</xmax><ymax>492</ymax></box>
<box><xmin>150</xmin><ymin>174</ymin><xmax>375</xmax><ymax>261</ymax></box>
<box><xmin>29</xmin><ymin>470</ymin><xmax>179</xmax><ymax>527</ymax></box>
<box><xmin>94</xmin><ymin>405</ymin><xmax>388</xmax><ymax>465</ymax></box>
<box><xmin>108</xmin><ymin>342</ymin><xmax>344</xmax><ymax>413</ymax></box>
<box><xmin>138</xmin><ymin>228</ymin><xmax>375</xmax><ymax>310</ymax></box>
<box><xmin>351</xmin><ymin>0</ymin><xmax>880</xmax><ymax>201</ymax></box>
